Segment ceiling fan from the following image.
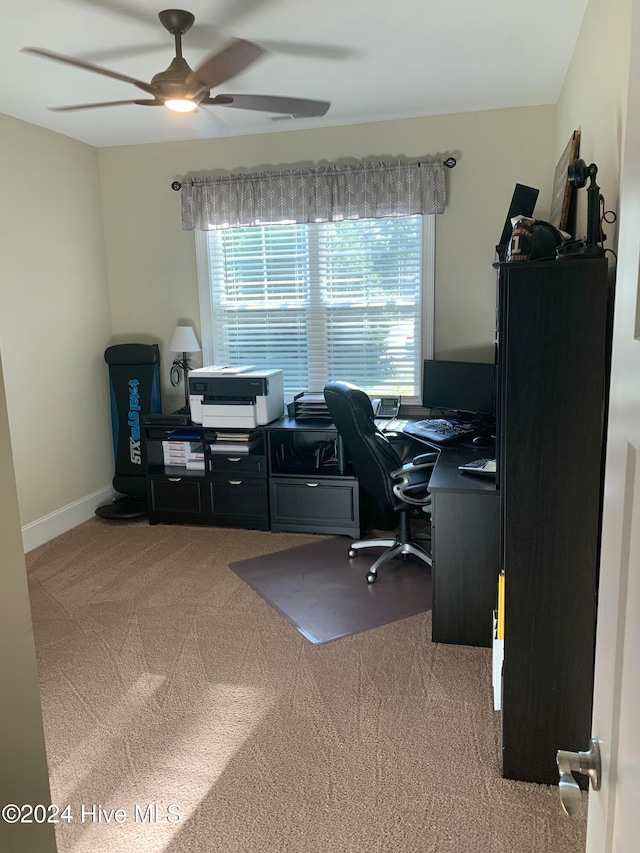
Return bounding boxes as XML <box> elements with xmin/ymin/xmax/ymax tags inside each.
<box><xmin>22</xmin><ymin>8</ymin><xmax>331</xmax><ymax>117</ymax></box>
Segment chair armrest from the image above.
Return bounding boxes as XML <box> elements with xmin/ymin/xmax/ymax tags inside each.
<box><xmin>390</xmin><ymin>456</ymin><xmax>437</xmax><ymax>479</ymax></box>
<box><xmin>397</xmin><ymin>482</ymin><xmax>432</xmax><ymax>501</ymax></box>
<box><xmin>410</xmin><ymin>452</ymin><xmax>439</xmax><ymax>467</ymax></box>
<box><xmin>390</xmin><ymin>457</ymin><xmax>436</xmax><ymax>506</ymax></box>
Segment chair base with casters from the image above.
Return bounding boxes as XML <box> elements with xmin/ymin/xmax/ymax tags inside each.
<box><xmin>323</xmin><ymin>379</ymin><xmax>438</xmax><ymax>584</ymax></box>
<box><xmin>349</xmin><ymin>506</ymin><xmax>432</xmax><ymax>584</ymax></box>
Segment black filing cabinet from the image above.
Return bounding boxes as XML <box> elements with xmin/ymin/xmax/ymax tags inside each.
<box><xmin>144</xmin><ymin>420</ymin><xmax>269</xmax><ymax>529</ymax></box>
<box><xmin>267</xmin><ymin>418</ymin><xmax>361</xmax><ymax>537</ymax></box>
<box><xmin>269</xmin><ymin>475</ymin><xmax>359</xmax><ymax>535</ymax></box>
<box><xmin>207</xmin><ymin>432</ymin><xmax>269</xmax><ymax>530</ymax></box>
<box><xmin>145</xmin><ymin>422</ymin><xmax>208</xmax><ymax>524</ymax></box>
<box><xmin>148</xmin><ymin>473</ymin><xmax>207</xmax><ymax>523</ymax></box>
<box><xmin>144</xmin><ymin>415</ymin><xmax>360</xmax><ymax>536</ymax></box>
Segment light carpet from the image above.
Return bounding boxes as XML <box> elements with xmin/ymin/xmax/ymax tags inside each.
<box><xmin>25</xmin><ymin>518</ymin><xmax>587</xmax><ymax>853</ymax></box>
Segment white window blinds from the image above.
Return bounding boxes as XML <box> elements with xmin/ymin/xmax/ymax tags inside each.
<box><xmin>197</xmin><ymin>215</ymin><xmax>432</xmax><ymax>400</ymax></box>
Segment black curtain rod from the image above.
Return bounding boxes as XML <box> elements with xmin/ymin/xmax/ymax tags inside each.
<box><xmin>171</xmin><ymin>156</ymin><xmax>456</xmax><ymax>190</ymax></box>
<box><xmin>416</xmin><ymin>157</ymin><xmax>456</xmax><ymax>169</ymax></box>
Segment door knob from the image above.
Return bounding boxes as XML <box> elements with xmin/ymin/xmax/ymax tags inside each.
<box><xmin>556</xmin><ymin>738</ymin><xmax>601</xmax><ymax>816</ymax></box>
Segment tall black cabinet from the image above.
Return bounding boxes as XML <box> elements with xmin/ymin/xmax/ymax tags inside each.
<box><xmin>497</xmin><ymin>256</ymin><xmax>612</xmax><ymax>785</ymax></box>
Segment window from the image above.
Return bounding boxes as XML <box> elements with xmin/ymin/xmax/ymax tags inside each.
<box><xmin>196</xmin><ymin>215</ymin><xmax>434</xmax><ymax>401</ymax></box>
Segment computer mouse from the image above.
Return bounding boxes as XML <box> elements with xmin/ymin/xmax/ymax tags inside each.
<box><xmin>472</xmin><ymin>435</ymin><xmax>494</xmax><ymax>447</ymax></box>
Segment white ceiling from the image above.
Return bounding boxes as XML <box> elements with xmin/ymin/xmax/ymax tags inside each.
<box><xmin>0</xmin><ymin>0</ymin><xmax>589</xmax><ymax>149</ymax></box>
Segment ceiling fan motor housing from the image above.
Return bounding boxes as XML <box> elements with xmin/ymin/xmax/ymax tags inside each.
<box><xmin>22</xmin><ymin>8</ymin><xmax>331</xmax><ymax>118</ymax></box>
<box><xmin>151</xmin><ymin>56</ymin><xmax>197</xmax><ymax>101</ymax></box>
<box><xmin>158</xmin><ymin>9</ymin><xmax>195</xmax><ymax>35</ymax></box>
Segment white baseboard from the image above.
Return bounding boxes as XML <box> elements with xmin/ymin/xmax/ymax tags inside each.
<box><xmin>22</xmin><ymin>485</ymin><xmax>116</xmax><ymax>553</ymax></box>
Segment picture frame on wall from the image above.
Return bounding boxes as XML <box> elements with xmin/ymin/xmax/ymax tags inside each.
<box><xmin>549</xmin><ymin>130</ymin><xmax>581</xmax><ymax>233</ymax></box>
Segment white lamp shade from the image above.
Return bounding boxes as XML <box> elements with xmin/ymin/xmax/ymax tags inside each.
<box><xmin>170</xmin><ymin>325</ymin><xmax>200</xmax><ymax>353</ymax></box>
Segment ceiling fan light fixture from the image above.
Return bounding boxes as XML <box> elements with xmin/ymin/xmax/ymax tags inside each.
<box><xmin>24</xmin><ymin>12</ymin><xmax>330</xmax><ymax>121</ymax></box>
<box><xmin>165</xmin><ymin>98</ymin><xmax>198</xmax><ymax>113</ymax></box>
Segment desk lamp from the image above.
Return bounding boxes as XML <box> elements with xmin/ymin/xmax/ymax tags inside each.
<box><xmin>169</xmin><ymin>325</ymin><xmax>200</xmax><ymax>413</ymax></box>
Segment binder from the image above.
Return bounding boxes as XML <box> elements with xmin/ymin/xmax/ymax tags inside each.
<box><xmin>497</xmin><ymin>571</ymin><xmax>505</xmax><ymax>640</ymax></box>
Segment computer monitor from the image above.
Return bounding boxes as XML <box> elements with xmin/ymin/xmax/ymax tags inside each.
<box><xmin>422</xmin><ymin>359</ymin><xmax>495</xmax><ymax>417</ymax></box>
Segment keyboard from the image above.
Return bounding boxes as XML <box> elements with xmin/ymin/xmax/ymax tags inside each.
<box><xmin>458</xmin><ymin>458</ymin><xmax>497</xmax><ymax>476</ymax></box>
<box><xmin>402</xmin><ymin>418</ymin><xmax>477</xmax><ymax>445</ymax></box>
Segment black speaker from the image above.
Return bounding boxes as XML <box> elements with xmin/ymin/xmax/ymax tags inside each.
<box><xmin>496</xmin><ymin>184</ymin><xmax>540</xmax><ymax>261</ymax></box>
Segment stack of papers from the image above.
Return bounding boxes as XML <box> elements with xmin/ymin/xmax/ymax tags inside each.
<box><xmin>162</xmin><ymin>439</ymin><xmax>205</xmax><ymax>470</ymax></box>
<box><xmin>211</xmin><ymin>430</ymin><xmax>262</xmax><ymax>454</ymax></box>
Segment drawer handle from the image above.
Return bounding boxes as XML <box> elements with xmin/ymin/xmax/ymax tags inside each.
<box><xmin>167</xmin><ymin>477</ymin><xmax>182</xmax><ymax>482</ymax></box>
<box><xmin>226</xmin><ymin>457</ymin><xmax>242</xmax><ymax>462</ymax></box>
<box><xmin>228</xmin><ymin>480</ymin><xmax>243</xmax><ymax>485</ymax></box>
<box><xmin>306</xmin><ymin>482</ymin><xmax>320</xmax><ymax>487</ymax></box>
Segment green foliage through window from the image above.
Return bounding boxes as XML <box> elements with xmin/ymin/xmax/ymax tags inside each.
<box><xmin>205</xmin><ymin>216</ymin><xmax>424</xmax><ymax>398</ymax></box>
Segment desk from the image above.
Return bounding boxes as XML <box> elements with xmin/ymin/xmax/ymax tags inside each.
<box><xmin>424</xmin><ymin>444</ymin><xmax>499</xmax><ymax>648</ymax></box>
<box><xmin>144</xmin><ymin>413</ymin><xmax>498</xmax><ymax>647</ymax></box>
<box><xmin>144</xmin><ymin>414</ymin><xmax>360</xmax><ymax>536</ymax></box>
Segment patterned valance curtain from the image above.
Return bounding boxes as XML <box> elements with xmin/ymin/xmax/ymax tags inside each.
<box><xmin>180</xmin><ymin>159</ymin><xmax>446</xmax><ymax>230</ymax></box>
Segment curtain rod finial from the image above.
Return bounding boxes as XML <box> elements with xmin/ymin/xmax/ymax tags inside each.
<box><xmin>444</xmin><ymin>157</ymin><xmax>456</xmax><ymax>169</ymax></box>
<box><xmin>171</xmin><ymin>181</ymin><xmax>182</xmax><ymax>191</ymax></box>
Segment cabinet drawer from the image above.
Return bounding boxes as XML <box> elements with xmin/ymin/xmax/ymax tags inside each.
<box><xmin>209</xmin><ymin>477</ymin><xmax>269</xmax><ymax>529</ymax></box>
<box><xmin>270</xmin><ymin>476</ymin><xmax>360</xmax><ymax>535</ymax></box>
<box><xmin>209</xmin><ymin>453</ymin><xmax>267</xmax><ymax>477</ymax></box>
<box><xmin>148</xmin><ymin>476</ymin><xmax>206</xmax><ymax>523</ymax></box>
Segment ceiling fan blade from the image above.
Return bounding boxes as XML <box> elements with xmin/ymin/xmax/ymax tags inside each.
<box><xmin>259</xmin><ymin>40</ymin><xmax>357</xmax><ymax>61</ymax></box>
<box><xmin>79</xmin><ymin>42</ymin><xmax>168</xmax><ymax>63</ymax></box>
<box><xmin>215</xmin><ymin>0</ymin><xmax>278</xmax><ymax>28</ymax></box>
<box><xmin>61</xmin><ymin>0</ymin><xmax>155</xmax><ymax>27</ymax></box>
<box><xmin>49</xmin><ymin>99</ymin><xmax>160</xmax><ymax>111</ymax></box>
<box><xmin>206</xmin><ymin>94</ymin><xmax>331</xmax><ymax>117</ymax></box>
<box><xmin>22</xmin><ymin>47</ymin><xmax>155</xmax><ymax>95</ymax></box>
<box><xmin>187</xmin><ymin>39</ymin><xmax>265</xmax><ymax>92</ymax></box>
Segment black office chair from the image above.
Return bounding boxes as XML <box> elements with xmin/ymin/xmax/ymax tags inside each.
<box><xmin>324</xmin><ymin>380</ymin><xmax>438</xmax><ymax>584</ymax></box>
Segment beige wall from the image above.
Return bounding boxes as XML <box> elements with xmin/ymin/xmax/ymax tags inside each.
<box><xmin>555</xmin><ymin>0</ymin><xmax>631</xmax><ymax>253</ymax></box>
<box><xmin>98</xmin><ymin>105</ymin><xmax>556</xmax><ymax>410</ymax></box>
<box><xmin>0</xmin><ymin>1</ymin><xmax>630</xmax><ymax>842</ymax></box>
<box><xmin>0</xmin><ymin>114</ymin><xmax>114</xmax><ymax>527</ymax></box>
<box><xmin>0</xmin><ymin>0</ymin><xmax>628</xmax><ymax>534</ymax></box>
<box><xmin>0</xmin><ymin>354</ymin><xmax>57</xmax><ymax>853</ymax></box>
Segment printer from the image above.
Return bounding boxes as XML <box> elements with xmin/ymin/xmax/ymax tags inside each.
<box><xmin>188</xmin><ymin>365</ymin><xmax>285</xmax><ymax>428</ymax></box>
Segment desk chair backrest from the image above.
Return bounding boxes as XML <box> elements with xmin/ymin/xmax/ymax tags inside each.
<box><xmin>323</xmin><ymin>380</ymin><xmax>403</xmax><ymax>508</ymax></box>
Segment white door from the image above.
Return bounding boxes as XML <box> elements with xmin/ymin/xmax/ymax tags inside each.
<box><xmin>586</xmin><ymin>1</ymin><xmax>640</xmax><ymax>849</ymax></box>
